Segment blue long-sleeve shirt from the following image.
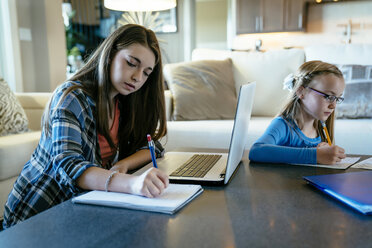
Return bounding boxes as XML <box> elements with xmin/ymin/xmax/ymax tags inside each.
<box><xmin>249</xmin><ymin>117</ymin><xmax>321</xmax><ymax>164</ymax></box>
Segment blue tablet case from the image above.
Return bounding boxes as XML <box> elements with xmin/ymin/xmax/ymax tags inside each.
<box><xmin>303</xmin><ymin>171</ymin><xmax>372</xmax><ymax>215</ymax></box>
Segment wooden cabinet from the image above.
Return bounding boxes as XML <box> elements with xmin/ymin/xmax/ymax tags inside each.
<box><xmin>236</xmin><ymin>0</ymin><xmax>262</xmax><ymax>33</ymax></box>
<box><xmin>236</xmin><ymin>0</ymin><xmax>307</xmax><ymax>34</ymax></box>
<box><xmin>284</xmin><ymin>0</ymin><xmax>306</xmax><ymax>31</ymax></box>
<box><xmin>261</xmin><ymin>0</ymin><xmax>285</xmax><ymax>32</ymax></box>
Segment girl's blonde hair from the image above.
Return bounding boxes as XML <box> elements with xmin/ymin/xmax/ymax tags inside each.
<box><xmin>280</xmin><ymin>60</ymin><xmax>343</xmax><ymax>142</ymax></box>
<box><xmin>44</xmin><ymin>24</ymin><xmax>167</xmax><ymax>160</ymax></box>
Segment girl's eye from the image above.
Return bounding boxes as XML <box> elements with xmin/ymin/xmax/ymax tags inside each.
<box><xmin>325</xmin><ymin>96</ymin><xmax>336</xmax><ymax>102</ymax></box>
<box><xmin>127</xmin><ymin>61</ymin><xmax>136</xmax><ymax>67</ymax></box>
<box><xmin>144</xmin><ymin>72</ymin><xmax>150</xmax><ymax>77</ymax></box>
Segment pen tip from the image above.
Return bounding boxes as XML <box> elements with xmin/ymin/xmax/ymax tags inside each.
<box><xmin>147</xmin><ymin>134</ymin><xmax>151</xmax><ymax>142</ymax></box>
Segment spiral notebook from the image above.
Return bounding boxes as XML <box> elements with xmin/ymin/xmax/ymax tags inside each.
<box><xmin>72</xmin><ymin>184</ymin><xmax>203</xmax><ymax>214</ymax></box>
<box><xmin>303</xmin><ymin>171</ymin><xmax>372</xmax><ymax>215</ymax></box>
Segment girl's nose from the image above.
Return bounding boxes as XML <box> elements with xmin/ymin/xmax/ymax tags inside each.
<box><xmin>329</xmin><ymin>101</ymin><xmax>337</xmax><ymax>109</ymax></box>
<box><xmin>132</xmin><ymin>70</ymin><xmax>142</xmax><ymax>83</ymax></box>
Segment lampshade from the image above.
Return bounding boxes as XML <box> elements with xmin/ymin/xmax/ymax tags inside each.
<box><xmin>104</xmin><ymin>0</ymin><xmax>176</xmax><ymax>12</ymax></box>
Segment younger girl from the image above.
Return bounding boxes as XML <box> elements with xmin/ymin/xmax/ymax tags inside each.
<box><xmin>249</xmin><ymin>61</ymin><xmax>346</xmax><ymax>165</ymax></box>
<box><xmin>3</xmin><ymin>24</ymin><xmax>168</xmax><ymax>229</ymax></box>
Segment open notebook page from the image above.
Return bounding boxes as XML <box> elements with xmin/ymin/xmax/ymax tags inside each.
<box><xmin>295</xmin><ymin>157</ymin><xmax>360</xmax><ymax>169</ymax></box>
<box><xmin>72</xmin><ymin>184</ymin><xmax>203</xmax><ymax>214</ymax></box>
<box><xmin>351</xmin><ymin>157</ymin><xmax>372</xmax><ymax>170</ymax></box>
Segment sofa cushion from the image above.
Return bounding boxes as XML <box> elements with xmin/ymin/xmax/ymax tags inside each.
<box><xmin>0</xmin><ymin>131</ymin><xmax>40</xmax><ymax>181</ymax></box>
<box><xmin>192</xmin><ymin>48</ymin><xmax>305</xmax><ymax>117</ymax></box>
<box><xmin>231</xmin><ymin>49</ymin><xmax>305</xmax><ymax>116</ymax></box>
<box><xmin>336</xmin><ymin>64</ymin><xmax>372</xmax><ymax>119</ymax></box>
<box><xmin>0</xmin><ymin>78</ymin><xmax>29</xmax><ymax>136</ymax></box>
<box><xmin>16</xmin><ymin>92</ymin><xmax>51</xmax><ymax>131</ymax></box>
<box><xmin>163</xmin><ymin>59</ymin><xmax>237</xmax><ymax>121</ymax></box>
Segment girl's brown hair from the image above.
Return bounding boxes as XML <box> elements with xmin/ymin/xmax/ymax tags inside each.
<box><xmin>280</xmin><ymin>60</ymin><xmax>343</xmax><ymax>142</ymax></box>
<box><xmin>44</xmin><ymin>24</ymin><xmax>167</xmax><ymax>159</ymax></box>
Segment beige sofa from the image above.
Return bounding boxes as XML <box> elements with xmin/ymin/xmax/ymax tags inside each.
<box><xmin>0</xmin><ymin>93</ymin><xmax>51</xmax><ymax>218</ymax></box>
<box><xmin>161</xmin><ymin>44</ymin><xmax>372</xmax><ymax>155</ymax></box>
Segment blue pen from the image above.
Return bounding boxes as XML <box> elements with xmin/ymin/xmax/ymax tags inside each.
<box><xmin>147</xmin><ymin>134</ymin><xmax>158</xmax><ymax>168</ymax></box>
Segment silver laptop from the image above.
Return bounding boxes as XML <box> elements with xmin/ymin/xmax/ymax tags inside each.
<box><xmin>134</xmin><ymin>82</ymin><xmax>256</xmax><ymax>185</ymax></box>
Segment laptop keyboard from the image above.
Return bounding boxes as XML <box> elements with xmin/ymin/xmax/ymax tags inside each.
<box><xmin>170</xmin><ymin>154</ymin><xmax>222</xmax><ymax>178</ymax></box>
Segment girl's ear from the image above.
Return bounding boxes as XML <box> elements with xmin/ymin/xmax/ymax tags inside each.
<box><xmin>296</xmin><ymin>86</ymin><xmax>305</xmax><ymax>99</ymax></box>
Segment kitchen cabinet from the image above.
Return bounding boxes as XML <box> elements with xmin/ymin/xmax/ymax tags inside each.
<box><xmin>236</xmin><ymin>0</ymin><xmax>262</xmax><ymax>33</ymax></box>
<box><xmin>284</xmin><ymin>0</ymin><xmax>306</xmax><ymax>31</ymax></box>
<box><xmin>261</xmin><ymin>0</ymin><xmax>285</xmax><ymax>32</ymax></box>
<box><xmin>236</xmin><ymin>0</ymin><xmax>307</xmax><ymax>34</ymax></box>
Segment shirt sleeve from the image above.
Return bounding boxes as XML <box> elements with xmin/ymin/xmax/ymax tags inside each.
<box><xmin>249</xmin><ymin>118</ymin><xmax>317</xmax><ymax>164</ymax></box>
<box><xmin>50</xmin><ymin>104</ymin><xmax>99</xmax><ymax>194</ymax></box>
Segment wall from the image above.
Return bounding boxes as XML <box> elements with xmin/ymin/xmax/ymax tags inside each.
<box><xmin>160</xmin><ymin>0</ymin><xmax>228</xmax><ymax>63</ymax></box>
<box><xmin>17</xmin><ymin>0</ymin><xmax>39</xmax><ymax>92</ymax></box>
<box><xmin>44</xmin><ymin>0</ymin><xmax>67</xmax><ymax>91</ymax></box>
<box><xmin>134</xmin><ymin>0</ymin><xmax>372</xmax><ymax>64</ymax></box>
<box><xmin>0</xmin><ymin>3</ymin><xmax>5</xmax><ymax>79</ymax></box>
<box><xmin>232</xmin><ymin>1</ymin><xmax>372</xmax><ymax>51</ymax></box>
<box><xmin>196</xmin><ymin>0</ymin><xmax>228</xmax><ymax>49</ymax></box>
<box><xmin>15</xmin><ymin>0</ymin><xmax>66</xmax><ymax>92</ymax></box>
<box><xmin>0</xmin><ymin>0</ymin><xmax>24</xmax><ymax>92</ymax></box>
<box><xmin>158</xmin><ymin>0</ymin><xmax>196</xmax><ymax>63</ymax></box>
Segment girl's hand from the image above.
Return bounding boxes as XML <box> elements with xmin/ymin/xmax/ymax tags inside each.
<box><xmin>129</xmin><ymin>168</ymin><xmax>169</xmax><ymax>198</ymax></box>
<box><xmin>317</xmin><ymin>145</ymin><xmax>346</xmax><ymax>165</ymax></box>
<box><xmin>317</xmin><ymin>142</ymin><xmax>329</xmax><ymax>148</ymax></box>
<box><xmin>110</xmin><ymin>161</ymin><xmax>129</xmax><ymax>174</ymax></box>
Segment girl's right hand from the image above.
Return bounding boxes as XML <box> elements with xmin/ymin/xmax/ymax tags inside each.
<box><xmin>129</xmin><ymin>167</ymin><xmax>169</xmax><ymax>198</ymax></box>
<box><xmin>316</xmin><ymin>145</ymin><xmax>346</xmax><ymax>165</ymax></box>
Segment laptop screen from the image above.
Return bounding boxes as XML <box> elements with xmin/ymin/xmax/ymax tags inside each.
<box><xmin>224</xmin><ymin>82</ymin><xmax>256</xmax><ymax>184</ymax></box>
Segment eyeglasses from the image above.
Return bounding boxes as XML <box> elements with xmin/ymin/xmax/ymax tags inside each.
<box><xmin>307</xmin><ymin>87</ymin><xmax>344</xmax><ymax>104</ymax></box>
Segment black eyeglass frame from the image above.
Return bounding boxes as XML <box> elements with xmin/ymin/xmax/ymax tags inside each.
<box><xmin>307</xmin><ymin>87</ymin><xmax>344</xmax><ymax>104</ymax></box>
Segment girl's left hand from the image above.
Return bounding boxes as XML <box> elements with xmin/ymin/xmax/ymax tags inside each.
<box><xmin>317</xmin><ymin>142</ymin><xmax>329</xmax><ymax>148</ymax></box>
<box><xmin>110</xmin><ymin>161</ymin><xmax>129</xmax><ymax>173</ymax></box>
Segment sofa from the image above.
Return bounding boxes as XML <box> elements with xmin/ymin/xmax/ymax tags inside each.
<box><xmin>0</xmin><ymin>93</ymin><xmax>51</xmax><ymax>218</ymax></box>
<box><xmin>161</xmin><ymin>44</ymin><xmax>372</xmax><ymax>155</ymax></box>
<box><xmin>1</xmin><ymin>44</ymin><xmax>371</xmax><ymax>219</ymax></box>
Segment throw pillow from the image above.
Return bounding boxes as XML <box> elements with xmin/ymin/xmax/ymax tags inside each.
<box><xmin>0</xmin><ymin>78</ymin><xmax>29</xmax><ymax>136</ymax></box>
<box><xmin>163</xmin><ymin>59</ymin><xmax>237</xmax><ymax>121</ymax></box>
<box><xmin>336</xmin><ymin>65</ymin><xmax>372</xmax><ymax>119</ymax></box>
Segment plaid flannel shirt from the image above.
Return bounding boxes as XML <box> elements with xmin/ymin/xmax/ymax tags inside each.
<box><xmin>3</xmin><ymin>81</ymin><xmax>165</xmax><ymax>229</ymax></box>
<box><xmin>3</xmin><ymin>82</ymin><xmax>102</xmax><ymax>228</ymax></box>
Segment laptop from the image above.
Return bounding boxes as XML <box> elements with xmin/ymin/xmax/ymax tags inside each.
<box><xmin>134</xmin><ymin>82</ymin><xmax>256</xmax><ymax>185</ymax></box>
<box><xmin>303</xmin><ymin>171</ymin><xmax>372</xmax><ymax>215</ymax></box>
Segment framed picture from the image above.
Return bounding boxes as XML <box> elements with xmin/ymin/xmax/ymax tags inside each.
<box><xmin>153</xmin><ymin>7</ymin><xmax>178</xmax><ymax>33</ymax></box>
<box><xmin>106</xmin><ymin>7</ymin><xmax>178</xmax><ymax>35</ymax></box>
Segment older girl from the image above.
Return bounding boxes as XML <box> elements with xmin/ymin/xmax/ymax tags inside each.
<box><xmin>3</xmin><ymin>24</ymin><xmax>168</xmax><ymax>229</ymax></box>
<box><xmin>249</xmin><ymin>61</ymin><xmax>346</xmax><ymax>165</ymax></box>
